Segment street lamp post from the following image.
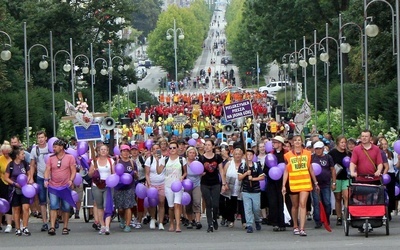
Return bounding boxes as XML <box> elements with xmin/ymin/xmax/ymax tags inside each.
<box><xmin>90</xmin><ymin>43</ymin><xmax>109</xmax><ymax>113</ymax></box>
<box><xmin>364</xmin><ymin>0</ymin><xmax>400</xmax><ymax>129</ymax></box>
<box><xmin>339</xmin><ymin>14</ymin><xmax>364</xmax><ymax>135</ymax></box>
<box><xmin>24</xmin><ymin>22</ymin><xmax>49</xmax><ymax>146</ymax></box>
<box><xmin>0</xmin><ymin>30</ymin><xmax>12</xmax><ymax>61</ymax></box>
<box><xmin>318</xmin><ymin>23</ymin><xmax>341</xmax><ymax>133</ymax></box>
<box><xmin>166</xmin><ymin>19</ymin><xmax>184</xmax><ymax>84</ymax></box>
<box><xmin>307</xmin><ymin>30</ymin><xmax>318</xmax><ymax>132</ymax></box>
<box><xmin>281</xmin><ymin>53</ymin><xmax>291</xmax><ymax>109</ymax></box>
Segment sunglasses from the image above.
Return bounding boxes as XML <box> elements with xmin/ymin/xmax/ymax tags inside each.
<box><xmin>169</xmin><ymin>147</ymin><xmax>177</xmax><ymax>149</ymax></box>
<box><xmin>57</xmin><ymin>159</ymin><xmax>62</xmax><ymax>168</ymax></box>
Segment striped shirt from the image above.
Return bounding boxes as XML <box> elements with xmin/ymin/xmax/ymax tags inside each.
<box><xmin>284</xmin><ymin>150</ymin><xmax>312</xmax><ymax>192</ymax></box>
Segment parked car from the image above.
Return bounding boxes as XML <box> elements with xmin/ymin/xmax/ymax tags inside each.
<box><xmin>221</xmin><ymin>56</ymin><xmax>233</xmax><ymax>65</ymax></box>
<box><xmin>258</xmin><ymin>81</ymin><xmax>291</xmax><ymax>94</ymax></box>
<box><xmin>136</xmin><ymin>66</ymin><xmax>147</xmax><ymax>80</ymax></box>
<box><xmin>144</xmin><ymin>60</ymin><xmax>152</xmax><ymax>69</ymax></box>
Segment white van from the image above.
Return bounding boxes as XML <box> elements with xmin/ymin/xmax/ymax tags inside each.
<box><xmin>259</xmin><ymin>81</ymin><xmax>291</xmax><ymax>94</ymax></box>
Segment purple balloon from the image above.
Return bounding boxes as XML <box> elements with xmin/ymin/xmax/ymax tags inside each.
<box><xmin>144</xmin><ymin>197</ymin><xmax>150</xmax><ymax>208</ymax></box>
<box><xmin>181</xmin><ymin>192</ymin><xmax>191</xmax><ymax>206</ymax></box>
<box><xmin>44</xmin><ymin>154</ymin><xmax>50</xmax><ymax>164</ymax></box>
<box><xmin>145</xmin><ymin>140</ymin><xmax>153</xmax><ymax>150</ymax></box>
<box><xmin>71</xmin><ymin>190</ymin><xmax>79</xmax><ymax>203</ymax></box>
<box><xmin>147</xmin><ymin>187</ymin><xmax>158</xmax><ymax>199</ymax></box>
<box><xmin>32</xmin><ymin>183</ymin><xmax>39</xmax><ymax>194</ymax></box>
<box><xmin>394</xmin><ymin>140</ymin><xmax>400</xmax><ymax>154</ymax></box>
<box><xmin>113</xmin><ymin>146</ymin><xmax>120</xmax><ymax>156</ymax></box>
<box><xmin>22</xmin><ymin>184</ymin><xmax>36</xmax><ymax>198</ymax></box>
<box><xmin>259</xmin><ymin>179</ymin><xmax>266</xmax><ymax>191</ymax></box>
<box><xmin>171</xmin><ymin>180</ymin><xmax>183</xmax><ymax>192</ymax></box>
<box><xmin>395</xmin><ymin>185</ymin><xmax>400</xmax><ymax>196</ymax></box>
<box><xmin>342</xmin><ymin>156</ymin><xmax>351</xmax><ymax>168</ymax></box>
<box><xmin>120</xmin><ymin>173</ymin><xmax>133</xmax><ymax>185</ymax></box>
<box><xmin>73</xmin><ymin>173</ymin><xmax>83</xmax><ymax>186</ymax></box>
<box><xmin>382</xmin><ymin>174</ymin><xmax>391</xmax><ymax>185</ymax></box>
<box><xmin>252</xmin><ymin>155</ymin><xmax>257</xmax><ymax>162</ymax></box>
<box><xmin>135</xmin><ymin>183</ymin><xmax>148</xmax><ymax>199</ymax></box>
<box><xmin>277</xmin><ymin>162</ymin><xmax>286</xmax><ymax>173</ymax></box>
<box><xmin>106</xmin><ymin>174</ymin><xmax>120</xmax><ymax>188</ymax></box>
<box><xmin>266</xmin><ymin>153</ymin><xmax>278</xmax><ymax>168</ymax></box>
<box><xmin>17</xmin><ymin>174</ymin><xmax>28</xmax><ymax>187</ymax></box>
<box><xmin>148</xmin><ymin>197</ymin><xmax>159</xmax><ymax>207</ymax></box>
<box><xmin>189</xmin><ymin>161</ymin><xmax>204</xmax><ymax>175</ymax></box>
<box><xmin>268</xmin><ymin>167</ymin><xmax>283</xmax><ymax>180</ymax></box>
<box><xmin>80</xmin><ymin>154</ymin><xmax>90</xmax><ymax>170</ymax></box>
<box><xmin>312</xmin><ymin>163</ymin><xmax>322</xmax><ymax>176</ymax></box>
<box><xmin>188</xmin><ymin>139</ymin><xmax>197</xmax><ymax>147</ymax></box>
<box><xmin>115</xmin><ymin>163</ymin><xmax>125</xmax><ymax>176</ymax></box>
<box><xmin>182</xmin><ymin>179</ymin><xmax>194</xmax><ymax>191</ymax></box>
<box><xmin>0</xmin><ymin>198</ymin><xmax>10</xmax><ymax>213</ymax></box>
<box><xmin>77</xmin><ymin>141</ymin><xmax>89</xmax><ymax>156</ymax></box>
<box><xmin>66</xmin><ymin>148</ymin><xmax>78</xmax><ymax>158</ymax></box>
<box><xmin>265</xmin><ymin>141</ymin><xmax>273</xmax><ymax>153</ymax></box>
<box><xmin>47</xmin><ymin>137</ymin><xmax>58</xmax><ymax>153</ymax></box>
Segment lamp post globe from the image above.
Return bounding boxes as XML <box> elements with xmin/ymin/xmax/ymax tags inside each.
<box><xmin>1</xmin><ymin>50</ymin><xmax>11</xmax><ymax>61</ymax></box>
<box><xmin>365</xmin><ymin>24</ymin><xmax>379</xmax><ymax>37</ymax></box>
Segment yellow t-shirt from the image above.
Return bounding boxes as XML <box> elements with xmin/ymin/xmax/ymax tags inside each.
<box><xmin>0</xmin><ymin>155</ymin><xmax>11</xmax><ymax>185</ymax></box>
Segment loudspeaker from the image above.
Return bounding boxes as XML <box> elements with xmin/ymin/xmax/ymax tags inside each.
<box><xmin>102</xmin><ymin>117</ymin><xmax>116</xmax><ymax>130</ymax></box>
<box><xmin>223</xmin><ymin>125</ymin><xmax>234</xmax><ymax>135</ymax></box>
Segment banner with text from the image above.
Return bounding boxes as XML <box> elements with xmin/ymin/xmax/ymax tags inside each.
<box><xmin>223</xmin><ymin>100</ymin><xmax>254</xmax><ymax>121</ymax></box>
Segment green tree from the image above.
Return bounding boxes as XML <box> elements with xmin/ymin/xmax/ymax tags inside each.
<box><xmin>131</xmin><ymin>0</ymin><xmax>162</xmax><ymax>43</ymax></box>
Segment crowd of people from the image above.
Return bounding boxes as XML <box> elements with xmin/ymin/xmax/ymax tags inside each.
<box><xmin>0</xmin><ymin>127</ymin><xmax>399</xmax><ymax>237</ymax></box>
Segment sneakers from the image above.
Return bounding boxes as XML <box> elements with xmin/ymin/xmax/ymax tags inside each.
<box><xmin>213</xmin><ymin>220</ymin><xmax>219</xmax><ymax>230</ymax></box>
<box><xmin>130</xmin><ymin>218</ymin><xmax>138</xmax><ymax>227</ymax></box>
<box><xmin>41</xmin><ymin>224</ymin><xmax>48</xmax><ymax>232</ymax></box>
<box><xmin>5</xmin><ymin>225</ymin><xmax>12</xmax><ymax>233</ymax></box>
<box><xmin>150</xmin><ymin>219</ymin><xmax>156</xmax><ymax>229</ymax></box>
<box><xmin>105</xmin><ymin>227</ymin><xmax>110</xmax><ymax>235</ymax></box>
<box><xmin>92</xmin><ymin>222</ymin><xmax>101</xmax><ymax>231</ymax></box>
<box><xmin>135</xmin><ymin>223</ymin><xmax>142</xmax><ymax>229</ymax></box>
<box><xmin>293</xmin><ymin>227</ymin><xmax>300</xmax><ymax>235</ymax></box>
<box><xmin>15</xmin><ymin>229</ymin><xmax>22</xmax><ymax>236</ymax></box>
<box><xmin>119</xmin><ymin>219</ymin><xmax>126</xmax><ymax>229</ymax></box>
<box><xmin>255</xmin><ymin>222</ymin><xmax>261</xmax><ymax>231</ymax></box>
<box><xmin>220</xmin><ymin>218</ymin><xmax>226</xmax><ymax>226</ymax></box>
<box><xmin>22</xmin><ymin>227</ymin><xmax>31</xmax><ymax>236</ymax></box>
<box><xmin>336</xmin><ymin>218</ymin><xmax>342</xmax><ymax>226</ymax></box>
<box><xmin>99</xmin><ymin>227</ymin><xmax>106</xmax><ymax>235</ymax></box>
<box><xmin>123</xmin><ymin>225</ymin><xmax>131</xmax><ymax>232</ymax></box>
<box><xmin>261</xmin><ymin>218</ymin><xmax>269</xmax><ymax>225</ymax></box>
<box><xmin>246</xmin><ymin>225</ymin><xmax>253</xmax><ymax>233</ymax></box>
<box><xmin>158</xmin><ymin>223</ymin><xmax>164</xmax><ymax>230</ymax></box>
<box><xmin>315</xmin><ymin>222</ymin><xmax>323</xmax><ymax>229</ymax></box>
<box><xmin>195</xmin><ymin>222</ymin><xmax>202</xmax><ymax>230</ymax></box>
<box><xmin>307</xmin><ymin>214</ymin><xmax>312</xmax><ymax>221</ymax></box>
<box><xmin>299</xmin><ymin>229</ymin><xmax>307</xmax><ymax>236</ymax></box>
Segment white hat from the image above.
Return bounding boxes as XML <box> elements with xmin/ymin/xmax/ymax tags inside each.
<box><xmin>306</xmin><ymin>141</ymin><xmax>312</xmax><ymax>148</ymax></box>
<box><xmin>228</xmin><ymin>141</ymin><xmax>234</xmax><ymax>146</ymax></box>
<box><xmin>313</xmin><ymin>141</ymin><xmax>324</xmax><ymax>149</ymax></box>
<box><xmin>192</xmin><ymin>133</ymin><xmax>199</xmax><ymax>139</ymax></box>
<box><xmin>220</xmin><ymin>142</ymin><xmax>228</xmax><ymax>147</ymax></box>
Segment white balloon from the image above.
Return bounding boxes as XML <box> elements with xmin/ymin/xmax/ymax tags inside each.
<box><xmin>192</xmin><ymin>133</ymin><xmax>199</xmax><ymax>139</ymax></box>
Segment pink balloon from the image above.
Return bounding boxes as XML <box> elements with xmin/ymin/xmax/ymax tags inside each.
<box><xmin>266</xmin><ymin>153</ymin><xmax>278</xmax><ymax>168</ymax></box>
<box><xmin>395</xmin><ymin>185</ymin><xmax>400</xmax><ymax>196</ymax></box>
<box><xmin>22</xmin><ymin>184</ymin><xmax>36</xmax><ymax>198</ymax></box>
<box><xmin>182</xmin><ymin>179</ymin><xmax>194</xmax><ymax>191</ymax></box>
<box><xmin>265</xmin><ymin>141</ymin><xmax>273</xmax><ymax>153</ymax></box>
<box><xmin>106</xmin><ymin>174</ymin><xmax>120</xmax><ymax>188</ymax></box>
<box><xmin>181</xmin><ymin>192</ymin><xmax>191</xmax><ymax>206</ymax></box>
<box><xmin>73</xmin><ymin>173</ymin><xmax>83</xmax><ymax>186</ymax></box>
<box><xmin>171</xmin><ymin>180</ymin><xmax>182</xmax><ymax>192</ymax></box>
<box><xmin>136</xmin><ymin>183</ymin><xmax>148</xmax><ymax>199</ymax></box>
<box><xmin>268</xmin><ymin>167</ymin><xmax>283</xmax><ymax>180</ymax></box>
<box><xmin>77</xmin><ymin>141</ymin><xmax>89</xmax><ymax>156</ymax></box>
<box><xmin>342</xmin><ymin>156</ymin><xmax>351</xmax><ymax>168</ymax></box>
<box><xmin>47</xmin><ymin>137</ymin><xmax>58</xmax><ymax>153</ymax></box>
<box><xmin>115</xmin><ymin>163</ymin><xmax>125</xmax><ymax>176</ymax></box>
<box><xmin>259</xmin><ymin>179</ymin><xmax>266</xmax><ymax>191</ymax></box>
<box><xmin>394</xmin><ymin>140</ymin><xmax>400</xmax><ymax>154</ymax></box>
<box><xmin>71</xmin><ymin>191</ymin><xmax>79</xmax><ymax>203</ymax></box>
<box><xmin>188</xmin><ymin>139</ymin><xmax>197</xmax><ymax>147</ymax></box>
<box><xmin>312</xmin><ymin>163</ymin><xmax>322</xmax><ymax>176</ymax></box>
<box><xmin>120</xmin><ymin>173</ymin><xmax>133</xmax><ymax>185</ymax></box>
<box><xmin>17</xmin><ymin>174</ymin><xmax>28</xmax><ymax>187</ymax></box>
<box><xmin>382</xmin><ymin>174</ymin><xmax>391</xmax><ymax>185</ymax></box>
<box><xmin>147</xmin><ymin>187</ymin><xmax>158</xmax><ymax>199</ymax></box>
<box><xmin>0</xmin><ymin>198</ymin><xmax>10</xmax><ymax>213</ymax></box>
<box><xmin>113</xmin><ymin>146</ymin><xmax>120</xmax><ymax>156</ymax></box>
<box><xmin>189</xmin><ymin>161</ymin><xmax>204</xmax><ymax>175</ymax></box>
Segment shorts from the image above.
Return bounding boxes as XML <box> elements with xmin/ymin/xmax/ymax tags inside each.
<box><xmin>151</xmin><ymin>183</ymin><xmax>165</xmax><ymax>198</ymax></box>
<box><xmin>74</xmin><ymin>185</ymin><xmax>83</xmax><ymax>202</ymax></box>
<box><xmin>10</xmin><ymin>192</ymin><xmax>31</xmax><ymax>207</ymax></box>
<box><xmin>36</xmin><ymin>176</ymin><xmax>48</xmax><ymax>205</ymax></box>
<box><xmin>334</xmin><ymin>179</ymin><xmax>350</xmax><ymax>193</ymax></box>
<box><xmin>49</xmin><ymin>192</ymin><xmax>71</xmax><ymax>212</ymax></box>
<box><xmin>165</xmin><ymin>186</ymin><xmax>182</xmax><ymax>207</ymax></box>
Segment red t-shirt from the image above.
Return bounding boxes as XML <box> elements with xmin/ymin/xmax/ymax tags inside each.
<box><xmin>351</xmin><ymin>144</ymin><xmax>383</xmax><ymax>175</ymax></box>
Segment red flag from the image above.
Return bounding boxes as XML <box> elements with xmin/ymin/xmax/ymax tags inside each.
<box><xmin>319</xmin><ymin>201</ymin><xmax>332</xmax><ymax>232</ymax></box>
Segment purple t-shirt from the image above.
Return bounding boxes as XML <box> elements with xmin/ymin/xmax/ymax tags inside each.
<box><xmin>115</xmin><ymin>159</ymin><xmax>137</xmax><ymax>190</ymax></box>
<box><xmin>6</xmin><ymin>160</ymin><xmax>30</xmax><ymax>182</ymax></box>
<box><xmin>311</xmin><ymin>153</ymin><xmax>334</xmax><ymax>188</ymax></box>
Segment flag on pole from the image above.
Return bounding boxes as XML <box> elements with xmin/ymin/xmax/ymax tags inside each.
<box><xmin>224</xmin><ymin>91</ymin><xmax>231</xmax><ymax>105</ymax></box>
<box><xmin>294</xmin><ymin>98</ymin><xmax>312</xmax><ymax>135</ymax></box>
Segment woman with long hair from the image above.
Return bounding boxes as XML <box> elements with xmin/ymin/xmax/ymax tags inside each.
<box><xmin>282</xmin><ymin>135</ymin><xmax>319</xmax><ymax>236</ymax></box>
<box><xmin>379</xmin><ymin>137</ymin><xmax>396</xmax><ymax>218</ymax></box>
<box><xmin>328</xmin><ymin>135</ymin><xmax>351</xmax><ymax>226</ymax></box>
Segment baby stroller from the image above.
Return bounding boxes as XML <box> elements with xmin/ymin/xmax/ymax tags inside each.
<box><xmin>344</xmin><ymin>176</ymin><xmax>389</xmax><ymax>237</ymax></box>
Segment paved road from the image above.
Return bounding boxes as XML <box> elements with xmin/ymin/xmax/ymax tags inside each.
<box><xmin>2</xmin><ymin>214</ymin><xmax>400</xmax><ymax>249</ymax></box>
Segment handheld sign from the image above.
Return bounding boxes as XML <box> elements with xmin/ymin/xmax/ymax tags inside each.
<box><xmin>223</xmin><ymin>100</ymin><xmax>254</xmax><ymax>122</ymax></box>
<box><xmin>74</xmin><ymin>124</ymin><xmax>102</xmax><ymax>141</ymax></box>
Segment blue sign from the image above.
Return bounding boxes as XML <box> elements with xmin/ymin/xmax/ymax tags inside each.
<box><xmin>220</xmin><ymin>117</ymin><xmax>231</xmax><ymax>125</ymax></box>
<box><xmin>74</xmin><ymin>124</ymin><xmax>102</xmax><ymax>141</ymax></box>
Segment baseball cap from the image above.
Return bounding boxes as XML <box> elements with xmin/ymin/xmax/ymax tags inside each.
<box><xmin>228</xmin><ymin>141</ymin><xmax>234</xmax><ymax>146</ymax></box>
<box><xmin>313</xmin><ymin>141</ymin><xmax>324</xmax><ymax>149</ymax></box>
<box><xmin>130</xmin><ymin>145</ymin><xmax>138</xmax><ymax>150</ymax></box>
<box><xmin>272</xmin><ymin>136</ymin><xmax>285</xmax><ymax>144</ymax></box>
<box><xmin>220</xmin><ymin>142</ymin><xmax>228</xmax><ymax>147</ymax></box>
<box><xmin>120</xmin><ymin>145</ymin><xmax>130</xmax><ymax>151</ymax></box>
<box><xmin>306</xmin><ymin>141</ymin><xmax>312</xmax><ymax>148</ymax></box>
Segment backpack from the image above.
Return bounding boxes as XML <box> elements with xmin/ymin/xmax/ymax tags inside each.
<box><xmin>8</xmin><ymin>160</ymin><xmax>29</xmax><ymax>177</ymax></box>
<box><xmin>138</xmin><ymin>155</ymin><xmax>145</xmax><ymax>168</ymax></box>
<box><xmin>164</xmin><ymin>156</ymin><xmax>184</xmax><ymax>173</ymax></box>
